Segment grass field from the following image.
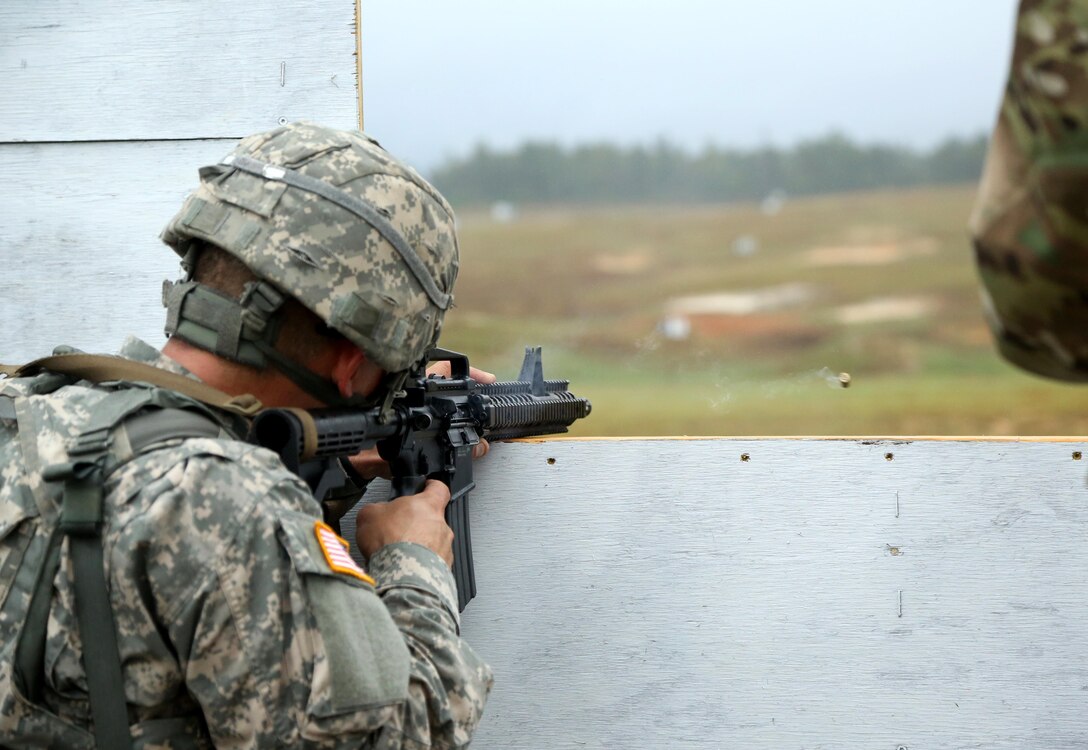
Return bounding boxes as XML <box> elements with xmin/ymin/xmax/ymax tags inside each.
<box><xmin>438</xmin><ymin>185</ymin><xmax>1088</xmax><ymax>436</ymax></box>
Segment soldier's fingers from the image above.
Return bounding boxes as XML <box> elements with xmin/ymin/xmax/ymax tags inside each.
<box><xmin>426</xmin><ymin>361</ymin><xmax>495</xmax><ymax>384</ymax></box>
<box><xmin>347</xmin><ymin>447</ymin><xmax>391</xmax><ymax>480</ymax></box>
<box><xmin>426</xmin><ymin>361</ymin><xmax>452</xmax><ymax>378</ymax></box>
<box><xmin>472</xmin><ymin>439</ymin><xmax>490</xmax><ymax>460</ymax></box>
<box><xmin>419</xmin><ymin>478</ymin><xmax>451</xmax><ymax>510</ymax></box>
<box><xmin>469</xmin><ymin>366</ymin><xmax>496</xmax><ymax>384</ymax></box>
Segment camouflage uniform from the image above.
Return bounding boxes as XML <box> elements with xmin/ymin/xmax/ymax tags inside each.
<box><xmin>0</xmin><ymin>337</ymin><xmax>492</xmax><ymax>748</ymax></box>
<box><xmin>0</xmin><ymin>122</ymin><xmax>492</xmax><ymax>747</ymax></box>
<box><xmin>970</xmin><ymin>0</ymin><xmax>1088</xmax><ymax>380</ymax></box>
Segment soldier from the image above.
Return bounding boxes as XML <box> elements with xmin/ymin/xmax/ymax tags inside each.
<box><xmin>0</xmin><ymin>122</ymin><xmax>493</xmax><ymax>748</ymax></box>
<box><xmin>971</xmin><ymin>0</ymin><xmax>1088</xmax><ymax>380</ymax></box>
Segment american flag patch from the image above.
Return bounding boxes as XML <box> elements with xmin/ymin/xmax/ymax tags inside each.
<box><xmin>314</xmin><ymin>521</ymin><xmax>376</xmax><ymax>585</ymax></box>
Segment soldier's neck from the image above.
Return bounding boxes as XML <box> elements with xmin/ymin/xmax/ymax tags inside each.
<box><xmin>161</xmin><ymin>338</ymin><xmax>326</xmax><ymax>409</ymax></box>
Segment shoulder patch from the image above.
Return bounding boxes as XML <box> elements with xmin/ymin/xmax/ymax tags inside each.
<box><xmin>315</xmin><ymin>521</ymin><xmax>376</xmax><ymax>585</ymax></box>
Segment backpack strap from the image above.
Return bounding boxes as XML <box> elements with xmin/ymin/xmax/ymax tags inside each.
<box><xmin>39</xmin><ymin>391</ymin><xmax>151</xmax><ymax>748</ymax></box>
<box><xmin>48</xmin><ymin>437</ymin><xmax>131</xmax><ymax>749</ymax></box>
<box><xmin>29</xmin><ymin>391</ymin><xmax>224</xmax><ymax>749</ymax></box>
<box><xmin>0</xmin><ymin>353</ymin><xmax>263</xmax><ymax>418</ymax></box>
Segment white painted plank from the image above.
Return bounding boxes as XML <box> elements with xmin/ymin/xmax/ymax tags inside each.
<box><xmin>0</xmin><ymin>140</ymin><xmax>237</xmax><ymax>361</ymax></box>
<box><xmin>348</xmin><ymin>438</ymin><xmax>1088</xmax><ymax>749</ymax></box>
<box><xmin>0</xmin><ymin>0</ymin><xmax>357</xmax><ymax>142</ymax></box>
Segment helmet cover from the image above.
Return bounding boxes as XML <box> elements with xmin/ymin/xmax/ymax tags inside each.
<box><xmin>161</xmin><ymin>122</ymin><xmax>459</xmax><ymax>374</ymax></box>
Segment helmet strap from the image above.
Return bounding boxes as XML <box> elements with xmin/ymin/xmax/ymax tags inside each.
<box><xmin>251</xmin><ymin>339</ymin><xmax>383</xmax><ymax>409</ymax></box>
<box><xmin>179</xmin><ymin>242</ymin><xmax>201</xmax><ymax>282</ymax></box>
<box><xmin>163</xmin><ymin>278</ymin><xmax>286</xmax><ymax>368</ymax></box>
<box><xmin>164</xmin><ymin>278</ymin><xmax>386</xmax><ymax>409</ymax></box>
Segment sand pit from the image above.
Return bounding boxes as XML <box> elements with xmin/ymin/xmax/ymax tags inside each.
<box><xmin>592</xmin><ymin>250</ymin><xmax>653</xmax><ymax>274</ymax></box>
<box><xmin>804</xmin><ymin>237</ymin><xmax>938</xmax><ymax>267</ymax></box>
<box><xmin>832</xmin><ymin>296</ymin><xmax>936</xmax><ymax>324</ymax></box>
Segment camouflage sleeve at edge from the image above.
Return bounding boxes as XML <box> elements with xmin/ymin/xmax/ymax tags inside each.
<box><xmin>366</xmin><ymin>543</ymin><xmax>494</xmax><ymax>749</ymax></box>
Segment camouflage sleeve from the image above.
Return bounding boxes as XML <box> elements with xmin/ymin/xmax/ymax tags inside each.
<box><xmin>970</xmin><ymin>0</ymin><xmax>1088</xmax><ymax>380</ymax></box>
<box><xmin>366</xmin><ymin>543</ymin><xmax>495</xmax><ymax>749</ymax></box>
<box><xmin>126</xmin><ymin>445</ymin><xmax>490</xmax><ymax>748</ymax></box>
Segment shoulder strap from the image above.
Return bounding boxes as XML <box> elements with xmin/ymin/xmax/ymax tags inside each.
<box><xmin>40</xmin><ymin>422</ymin><xmax>133</xmax><ymax>749</ymax></box>
<box><xmin>0</xmin><ymin>353</ymin><xmax>262</xmax><ymax>418</ymax></box>
<box><xmin>31</xmin><ymin>397</ymin><xmax>224</xmax><ymax>749</ymax></box>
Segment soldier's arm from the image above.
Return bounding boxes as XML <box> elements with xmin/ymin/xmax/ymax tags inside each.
<box><xmin>355</xmin><ymin>479</ymin><xmax>493</xmax><ymax>748</ymax></box>
<box><xmin>355</xmin><ymin>479</ymin><xmax>490</xmax><ymax>746</ymax></box>
<box><xmin>366</xmin><ymin>542</ymin><xmax>493</xmax><ymax>749</ymax></box>
<box><xmin>137</xmin><ymin>445</ymin><xmax>490</xmax><ymax>748</ymax></box>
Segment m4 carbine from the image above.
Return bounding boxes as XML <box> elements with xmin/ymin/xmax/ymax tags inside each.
<box><xmin>249</xmin><ymin>347</ymin><xmax>591</xmax><ymax>611</ymax></box>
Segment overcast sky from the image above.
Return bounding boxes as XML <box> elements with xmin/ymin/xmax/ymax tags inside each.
<box><xmin>361</xmin><ymin>1</ymin><xmax>1020</xmax><ymax>171</ymax></box>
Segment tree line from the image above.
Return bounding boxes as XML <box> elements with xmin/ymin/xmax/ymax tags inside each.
<box><xmin>428</xmin><ymin>133</ymin><xmax>988</xmax><ymax>206</ymax></box>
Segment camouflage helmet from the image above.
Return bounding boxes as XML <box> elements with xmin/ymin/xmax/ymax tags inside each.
<box><xmin>161</xmin><ymin>122</ymin><xmax>459</xmax><ymax>378</ymax></box>
<box><xmin>970</xmin><ymin>0</ymin><xmax>1088</xmax><ymax>382</ymax></box>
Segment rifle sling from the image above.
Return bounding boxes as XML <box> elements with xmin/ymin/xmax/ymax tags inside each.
<box><xmin>0</xmin><ymin>354</ymin><xmax>262</xmax><ymax>418</ymax></box>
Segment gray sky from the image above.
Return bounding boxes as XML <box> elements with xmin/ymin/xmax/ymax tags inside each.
<box><xmin>361</xmin><ymin>1</ymin><xmax>1020</xmax><ymax>171</ymax></box>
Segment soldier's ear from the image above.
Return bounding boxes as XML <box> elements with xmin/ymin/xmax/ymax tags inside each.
<box><xmin>330</xmin><ymin>341</ymin><xmax>367</xmax><ymax>399</ymax></box>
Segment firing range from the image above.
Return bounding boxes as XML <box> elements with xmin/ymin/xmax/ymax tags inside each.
<box><xmin>4</xmin><ymin>3</ymin><xmax>1088</xmax><ymax>748</ymax></box>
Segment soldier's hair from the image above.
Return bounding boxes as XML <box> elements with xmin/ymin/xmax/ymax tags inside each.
<box><xmin>191</xmin><ymin>243</ymin><xmax>345</xmax><ymax>368</ymax></box>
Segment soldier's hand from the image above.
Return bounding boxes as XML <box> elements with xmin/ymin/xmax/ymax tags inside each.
<box><xmin>347</xmin><ymin>447</ymin><xmax>392</xmax><ymax>481</ymax></box>
<box><xmin>426</xmin><ymin>361</ymin><xmax>497</xmax><ymax>384</ymax></box>
<box><xmin>424</xmin><ymin>361</ymin><xmax>495</xmax><ymax>461</ymax></box>
<box><xmin>347</xmin><ymin>440</ymin><xmax>490</xmax><ymax>481</ymax></box>
<box><xmin>356</xmin><ymin>479</ymin><xmax>454</xmax><ymax>567</ymax></box>
<box><xmin>346</xmin><ymin>362</ymin><xmax>496</xmax><ymax>481</ymax></box>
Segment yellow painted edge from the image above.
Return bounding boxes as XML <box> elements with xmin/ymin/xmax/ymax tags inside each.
<box><xmin>314</xmin><ymin>520</ymin><xmax>376</xmax><ymax>585</ymax></box>
<box><xmin>503</xmin><ymin>435</ymin><xmax>1088</xmax><ymax>443</ymax></box>
<box><xmin>355</xmin><ymin>0</ymin><xmax>364</xmax><ymax>130</ymax></box>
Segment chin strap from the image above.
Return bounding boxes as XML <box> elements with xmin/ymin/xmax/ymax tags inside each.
<box><xmin>251</xmin><ymin>338</ymin><xmax>384</xmax><ymax>410</ymax></box>
<box><xmin>163</xmin><ymin>277</ymin><xmax>392</xmax><ymax>411</ymax></box>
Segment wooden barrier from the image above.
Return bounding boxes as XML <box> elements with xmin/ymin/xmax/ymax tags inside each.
<box><xmin>349</xmin><ymin>437</ymin><xmax>1088</xmax><ymax>749</ymax></box>
<box><xmin>0</xmin><ymin>1</ymin><xmax>358</xmax><ymax>142</ymax></box>
<box><xmin>0</xmin><ymin>0</ymin><xmax>360</xmax><ymax>362</ymax></box>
